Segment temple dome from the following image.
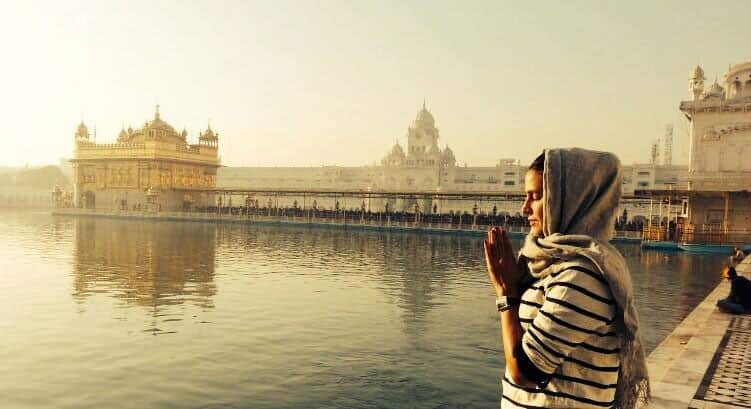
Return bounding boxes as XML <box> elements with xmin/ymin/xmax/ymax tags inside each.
<box><xmin>381</xmin><ymin>141</ymin><xmax>406</xmax><ymax>166</ymax></box>
<box><xmin>145</xmin><ymin>117</ymin><xmax>177</xmax><ymax>134</ymax></box>
<box><xmin>75</xmin><ymin>121</ymin><xmax>89</xmax><ymax>138</ymax></box>
<box><xmin>709</xmin><ymin>81</ymin><xmax>724</xmax><ymax>94</ymax></box>
<box><xmin>390</xmin><ymin>142</ymin><xmax>405</xmax><ymax>157</ymax></box>
<box><xmin>415</xmin><ymin>102</ymin><xmax>435</xmax><ymax>126</ymax></box>
<box><xmin>690</xmin><ymin>65</ymin><xmax>705</xmax><ymax>80</ymax></box>
<box><xmin>443</xmin><ymin>146</ymin><xmax>454</xmax><ymax>157</ymax></box>
<box><xmin>141</xmin><ymin>105</ymin><xmax>183</xmax><ymax>143</ymax></box>
<box><xmin>144</xmin><ymin>107</ymin><xmax>177</xmax><ymax>135</ymax></box>
<box><xmin>703</xmin><ymin>80</ymin><xmax>725</xmax><ymax>99</ymax></box>
<box><xmin>200</xmin><ymin>125</ymin><xmax>217</xmax><ymax>140</ymax></box>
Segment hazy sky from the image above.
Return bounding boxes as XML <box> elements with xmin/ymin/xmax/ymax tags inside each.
<box><xmin>1</xmin><ymin>0</ymin><xmax>748</xmax><ymax>167</ymax></box>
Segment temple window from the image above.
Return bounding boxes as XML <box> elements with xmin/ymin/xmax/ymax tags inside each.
<box><xmin>744</xmin><ymin>80</ymin><xmax>751</xmax><ymax>97</ymax></box>
<box><xmin>732</xmin><ymin>80</ymin><xmax>742</xmax><ymax>97</ymax></box>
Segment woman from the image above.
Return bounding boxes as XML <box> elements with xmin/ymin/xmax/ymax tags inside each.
<box><xmin>484</xmin><ymin>148</ymin><xmax>650</xmax><ymax>408</ymax></box>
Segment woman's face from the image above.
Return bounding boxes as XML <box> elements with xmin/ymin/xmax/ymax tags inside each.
<box><xmin>522</xmin><ymin>170</ymin><xmax>545</xmax><ymax>236</ymax></box>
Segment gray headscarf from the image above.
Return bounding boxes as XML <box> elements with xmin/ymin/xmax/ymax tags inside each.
<box><xmin>519</xmin><ymin>148</ymin><xmax>650</xmax><ymax>409</ymax></box>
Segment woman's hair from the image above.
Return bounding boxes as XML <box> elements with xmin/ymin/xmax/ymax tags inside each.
<box><xmin>529</xmin><ymin>152</ymin><xmax>545</xmax><ymax>172</ymax></box>
<box><xmin>723</xmin><ymin>264</ymin><xmax>738</xmax><ymax>279</ymax></box>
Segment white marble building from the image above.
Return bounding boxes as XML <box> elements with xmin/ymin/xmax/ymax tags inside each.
<box><xmin>218</xmin><ymin>102</ymin><xmax>688</xmax><ymax>217</ymax></box>
<box><xmin>218</xmin><ymin>104</ymin><xmax>536</xmax><ymax>213</ymax></box>
<box><xmin>677</xmin><ymin>62</ymin><xmax>751</xmax><ymax>230</ymax></box>
<box><xmin>219</xmin><ymin>103</ymin><xmax>527</xmax><ymax>194</ymax></box>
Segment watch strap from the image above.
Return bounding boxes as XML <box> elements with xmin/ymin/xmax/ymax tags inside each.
<box><xmin>496</xmin><ymin>296</ymin><xmax>520</xmax><ymax>312</ymax></box>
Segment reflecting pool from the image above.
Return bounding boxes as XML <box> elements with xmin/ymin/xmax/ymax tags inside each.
<box><xmin>0</xmin><ymin>211</ymin><xmax>725</xmax><ymax>409</ymax></box>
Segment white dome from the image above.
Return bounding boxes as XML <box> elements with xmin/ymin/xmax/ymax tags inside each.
<box><xmin>703</xmin><ymin>80</ymin><xmax>725</xmax><ymax>99</ymax></box>
<box><xmin>414</xmin><ymin>102</ymin><xmax>435</xmax><ymax>127</ymax></box>
<box><xmin>690</xmin><ymin>65</ymin><xmax>705</xmax><ymax>80</ymax></box>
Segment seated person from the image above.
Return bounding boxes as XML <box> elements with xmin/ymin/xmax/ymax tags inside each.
<box><xmin>717</xmin><ymin>265</ymin><xmax>751</xmax><ymax>314</ymax></box>
<box><xmin>730</xmin><ymin>247</ymin><xmax>746</xmax><ymax>268</ymax></box>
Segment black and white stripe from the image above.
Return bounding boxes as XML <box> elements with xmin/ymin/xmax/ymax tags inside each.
<box><xmin>503</xmin><ymin>265</ymin><xmax>620</xmax><ymax>409</ymax></box>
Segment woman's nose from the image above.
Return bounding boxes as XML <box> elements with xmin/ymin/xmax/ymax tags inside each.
<box><xmin>521</xmin><ymin>200</ymin><xmax>531</xmax><ymax>215</ymax></box>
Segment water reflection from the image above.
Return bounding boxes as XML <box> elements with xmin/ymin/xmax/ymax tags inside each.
<box><xmin>214</xmin><ymin>224</ymin><xmax>476</xmax><ymax>329</ymax></box>
<box><xmin>72</xmin><ymin>218</ymin><xmax>217</xmax><ymax>309</ymax></box>
<box><xmin>69</xmin><ymin>216</ymin><xmax>723</xmax><ymax>354</ymax></box>
<box><xmin>0</xmin><ymin>212</ymin><xmax>727</xmax><ymax>409</ymax></box>
<box><xmin>71</xmin><ymin>217</ymin><xmax>477</xmax><ymax>335</ymax></box>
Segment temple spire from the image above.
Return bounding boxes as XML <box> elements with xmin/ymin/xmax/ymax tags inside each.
<box><xmin>155</xmin><ymin>104</ymin><xmax>160</xmax><ymax>120</ymax></box>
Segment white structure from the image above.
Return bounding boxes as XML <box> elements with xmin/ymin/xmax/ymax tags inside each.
<box><xmin>677</xmin><ymin>62</ymin><xmax>751</xmax><ymax>231</ymax></box>
<box><xmin>621</xmin><ymin>163</ymin><xmax>688</xmax><ymax>194</ymax></box>
<box><xmin>376</xmin><ymin>103</ymin><xmax>527</xmax><ymax>192</ymax></box>
<box><xmin>218</xmin><ymin>103</ymin><xmax>533</xmax><ymax>213</ymax></box>
<box><xmin>219</xmin><ymin>103</ymin><xmax>527</xmax><ymax>193</ymax></box>
<box><xmin>219</xmin><ymin>102</ymin><xmax>695</xmax><ymax>215</ymax></box>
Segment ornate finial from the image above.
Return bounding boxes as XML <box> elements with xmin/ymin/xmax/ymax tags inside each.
<box><xmin>422</xmin><ymin>99</ymin><xmax>426</xmax><ymax>110</ymax></box>
<box><xmin>207</xmin><ymin>118</ymin><xmax>212</xmax><ymax>130</ymax></box>
<box><xmin>155</xmin><ymin>104</ymin><xmax>160</xmax><ymax>120</ymax></box>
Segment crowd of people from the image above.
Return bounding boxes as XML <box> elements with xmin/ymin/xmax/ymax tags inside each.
<box><xmin>195</xmin><ymin>205</ymin><xmax>521</xmax><ymax>227</ymax></box>
<box><xmin>191</xmin><ymin>201</ymin><xmax>653</xmax><ymax>232</ymax></box>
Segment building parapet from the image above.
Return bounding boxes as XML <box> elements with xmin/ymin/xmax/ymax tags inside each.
<box><xmin>73</xmin><ymin>140</ymin><xmax>219</xmax><ymax>166</ymax></box>
<box><xmin>680</xmin><ymin>99</ymin><xmax>751</xmax><ymax>115</ymax></box>
<box><xmin>688</xmin><ymin>174</ymin><xmax>751</xmax><ymax>191</ymax></box>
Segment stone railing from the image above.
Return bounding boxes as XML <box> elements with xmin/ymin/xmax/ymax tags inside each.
<box><xmin>77</xmin><ymin>142</ymin><xmax>146</xmax><ymax>150</ymax></box>
<box><xmin>678</xmin><ymin>225</ymin><xmax>751</xmax><ymax>246</ymax></box>
<box><xmin>74</xmin><ymin>141</ymin><xmax>219</xmax><ymax>166</ymax></box>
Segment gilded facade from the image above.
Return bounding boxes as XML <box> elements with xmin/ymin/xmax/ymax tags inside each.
<box><xmin>72</xmin><ymin>217</ymin><xmax>217</xmax><ymax>309</ymax></box>
<box><xmin>71</xmin><ymin>106</ymin><xmax>220</xmax><ymax>210</ymax></box>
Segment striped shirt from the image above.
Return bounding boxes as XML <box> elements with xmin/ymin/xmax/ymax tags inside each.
<box><xmin>502</xmin><ymin>263</ymin><xmax>620</xmax><ymax>409</ymax></box>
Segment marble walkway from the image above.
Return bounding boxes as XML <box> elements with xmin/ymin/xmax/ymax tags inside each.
<box><xmin>647</xmin><ymin>255</ymin><xmax>751</xmax><ymax>409</ymax></box>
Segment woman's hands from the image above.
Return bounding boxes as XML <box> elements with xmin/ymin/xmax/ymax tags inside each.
<box><xmin>483</xmin><ymin>227</ymin><xmax>520</xmax><ymax>297</ymax></box>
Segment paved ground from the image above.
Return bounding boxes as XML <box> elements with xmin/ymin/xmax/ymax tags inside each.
<box><xmin>647</xmin><ymin>255</ymin><xmax>751</xmax><ymax>409</ymax></box>
<box><xmin>690</xmin><ymin>315</ymin><xmax>751</xmax><ymax>409</ymax></box>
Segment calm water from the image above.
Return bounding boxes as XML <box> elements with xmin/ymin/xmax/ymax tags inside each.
<box><xmin>0</xmin><ymin>211</ymin><xmax>725</xmax><ymax>409</ymax></box>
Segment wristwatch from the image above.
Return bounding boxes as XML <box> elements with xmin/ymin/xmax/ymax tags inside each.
<box><xmin>496</xmin><ymin>296</ymin><xmax>520</xmax><ymax>312</ymax></box>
